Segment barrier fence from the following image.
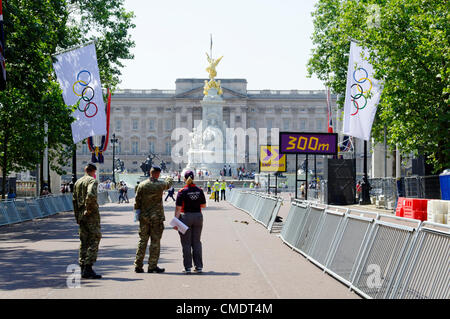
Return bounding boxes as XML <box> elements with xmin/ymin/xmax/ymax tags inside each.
<box><xmin>279</xmin><ymin>200</ymin><xmax>449</xmax><ymax>299</ymax></box>
<box><xmin>226</xmin><ymin>189</ymin><xmax>283</xmax><ymax>233</ymax></box>
<box><xmin>0</xmin><ymin>190</ymin><xmax>134</xmax><ymax>227</ymax></box>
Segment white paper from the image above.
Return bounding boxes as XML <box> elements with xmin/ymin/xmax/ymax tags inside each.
<box><xmin>169</xmin><ymin>217</ymin><xmax>189</xmax><ymax>235</ymax></box>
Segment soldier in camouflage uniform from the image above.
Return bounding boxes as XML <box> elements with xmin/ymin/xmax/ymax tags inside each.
<box><xmin>73</xmin><ymin>163</ymin><xmax>102</xmax><ymax>279</ymax></box>
<box><xmin>134</xmin><ymin>165</ymin><xmax>173</xmax><ymax>273</ymax></box>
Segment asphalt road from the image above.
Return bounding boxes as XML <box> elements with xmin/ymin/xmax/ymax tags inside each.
<box><xmin>0</xmin><ymin>195</ymin><xmax>360</xmax><ymax>299</ymax></box>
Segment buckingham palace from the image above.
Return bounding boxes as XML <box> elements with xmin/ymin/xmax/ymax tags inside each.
<box><xmin>72</xmin><ymin>78</ymin><xmax>377</xmax><ymax>178</ymax></box>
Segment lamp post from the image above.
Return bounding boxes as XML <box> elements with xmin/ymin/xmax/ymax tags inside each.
<box><xmin>110</xmin><ymin>133</ymin><xmax>118</xmax><ymax>186</ymax></box>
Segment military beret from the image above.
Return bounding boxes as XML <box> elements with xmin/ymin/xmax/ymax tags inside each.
<box><xmin>151</xmin><ymin>165</ymin><xmax>161</xmax><ymax>172</ymax></box>
<box><xmin>86</xmin><ymin>163</ymin><xmax>97</xmax><ymax>171</ymax></box>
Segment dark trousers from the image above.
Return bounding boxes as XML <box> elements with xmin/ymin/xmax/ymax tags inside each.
<box><xmin>214</xmin><ymin>191</ymin><xmax>219</xmax><ymax>202</ymax></box>
<box><xmin>165</xmin><ymin>193</ymin><xmax>175</xmax><ymax>201</ymax></box>
<box><xmin>220</xmin><ymin>189</ymin><xmax>226</xmax><ymax>200</ymax></box>
<box><xmin>179</xmin><ymin>213</ymin><xmax>203</xmax><ymax>270</ymax></box>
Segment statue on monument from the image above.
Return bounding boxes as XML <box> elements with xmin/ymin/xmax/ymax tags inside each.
<box><xmin>204</xmin><ymin>53</ymin><xmax>223</xmax><ymax>96</ymax></box>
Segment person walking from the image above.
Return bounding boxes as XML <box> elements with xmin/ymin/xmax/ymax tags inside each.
<box><xmin>207</xmin><ymin>180</ymin><xmax>211</xmax><ymax>194</ymax></box>
<box><xmin>356</xmin><ymin>181</ymin><xmax>362</xmax><ymax>204</ymax></box>
<box><xmin>72</xmin><ymin>163</ymin><xmax>102</xmax><ymax>279</ymax></box>
<box><xmin>220</xmin><ymin>180</ymin><xmax>226</xmax><ymax>201</ymax></box>
<box><xmin>213</xmin><ymin>180</ymin><xmax>220</xmax><ymax>202</ymax></box>
<box><xmin>134</xmin><ymin>166</ymin><xmax>173</xmax><ymax>273</ymax></box>
<box><xmin>174</xmin><ymin>171</ymin><xmax>207</xmax><ymax>274</ymax></box>
<box><xmin>165</xmin><ymin>186</ymin><xmax>176</xmax><ymax>202</ymax></box>
<box><xmin>122</xmin><ymin>183</ymin><xmax>129</xmax><ymax>203</ymax></box>
<box><xmin>118</xmin><ymin>182</ymin><xmax>125</xmax><ymax>203</ymax></box>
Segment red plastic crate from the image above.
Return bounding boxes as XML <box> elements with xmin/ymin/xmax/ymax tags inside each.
<box><xmin>395</xmin><ymin>197</ymin><xmax>406</xmax><ymax>217</ymax></box>
<box><xmin>402</xmin><ymin>198</ymin><xmax>429</xmax><ymax>221</ymax></box>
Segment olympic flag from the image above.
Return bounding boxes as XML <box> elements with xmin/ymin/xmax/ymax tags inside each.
<box><xmin>343</xmin><ymin>42</ymin><xmax>382</xmax><ymax>141</ymax></box>
<box><xmin>53</xmin><ymin>43</ymin><xmax>107</xmax><ymax>144</ymax></box>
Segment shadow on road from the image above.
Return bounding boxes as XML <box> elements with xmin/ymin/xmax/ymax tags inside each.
<box><xmin>0</xmin><ymin>208</ymin><xmax>177</xmax><ymax>291</ymax></box>
<box><xmin>162</xmin><ymin>271</ymin><xmax>241</xmax><ymax>277</ymax></box>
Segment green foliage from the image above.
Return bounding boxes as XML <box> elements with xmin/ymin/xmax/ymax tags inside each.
<box><xmin>307</xmin><ymin>0</ymin><xmax>450</xmax><ymax>173</ymax></box>
<box><xmin>0</xmin><ymin>0</ymin><xmax>135</xmax><ymax>197</ymax></box>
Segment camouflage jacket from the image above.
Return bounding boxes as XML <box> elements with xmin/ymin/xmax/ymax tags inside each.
<box><xmin>72</xmin><ymin>175</ymin><xmax>99</xmax><ymax>224</ymax></box>
<box><xmin>134</xmin><ymin>177</ymin><xmax>173</xmax><ymax>221</ymax></box>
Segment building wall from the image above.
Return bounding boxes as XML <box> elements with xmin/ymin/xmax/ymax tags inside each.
<box><xmin>71</xmin><ymin>79</ymin><xmax>339</xmax><ymax>177</ymax></box>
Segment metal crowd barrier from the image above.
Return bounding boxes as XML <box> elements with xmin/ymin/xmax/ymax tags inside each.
<box><xmin>280</xmin><ymin>200</ymin><xmax>449</xmax><ymax>299</ymax></box>
<box><xmin>227</xmin><ymin>190</ymin><xmax>283</xmax><ymax>232</ymax></box>
<box><xmin>0</xmin><ymin>194</ymin><xmax>74</xmax><ymax>227</ymax></box>
<box><xmin>0</xmin><ymin>189</ymin><xmax>137</xmax><ymax>227</ymax></box>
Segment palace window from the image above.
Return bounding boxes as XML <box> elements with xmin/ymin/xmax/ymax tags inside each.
<box><xmin>132</xmin><ymin>119</ymin><xmax>139</xmax><ymax>131</ymax></box>
<box><xmin>165</xmin><ymin>119</ymin><xmax>172</xmax><ymax>131</ymax></box>
<box><xmin>149</xmin><ymin>119</ymin><xmax>155</xmax><ymax>131</ymax></box>
<box><xmin>115</xmin><ymin>119</ymin><xmax>122</xmax><ymax>132</ymax></box>
<box><xmin>299</xmin><ymin>119</ymin><xmax>306</xmax><ymax>131</ymax></box>
<box><xmin>131</xmin><ymin>140</ymin><xmax>139</xmax><ymax>155</ymax></box>
<box><xmin>165</xmin><ymin>141</ymin><xmax>172</xmax><ymax>155</ymax></box>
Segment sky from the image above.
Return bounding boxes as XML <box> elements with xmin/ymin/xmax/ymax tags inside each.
<box><xmin>119</xmin><ymin>0</ymin><xmax>324</xmax><ymax>91</ymax></box>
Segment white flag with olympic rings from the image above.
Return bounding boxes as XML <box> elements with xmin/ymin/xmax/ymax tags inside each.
<box><xmin>53</xmin><ymin>43</ymin><xmax>107</xmax><ymax>144</ymax></box>
<box><xmin>343</xmin><ymin>42</ymin><xmax>382</xmax><ymax>141</ymax></box>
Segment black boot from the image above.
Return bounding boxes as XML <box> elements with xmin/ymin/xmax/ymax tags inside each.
<box><xmin>148</xmin><ymin>266</ymin><xmax>165</xmax><ymax>273</ymax></box>
<box><xmin>82</xmin><ymin>265</ymin><xmax>102</xmax><ymax>279</ymax></box>
<box><xmin>135</xmin><ymin>266</ymin><xmax>144</xmax><ymax>273</ymax></box>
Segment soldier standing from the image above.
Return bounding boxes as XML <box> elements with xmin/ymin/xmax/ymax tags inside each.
<box><xmin>134</xmin><ymin>165</ymin><xmax>173</xmax><ymax>273</ymax></box>
<box><xmin>73</xmin><ymin>163</ymin><xmax>102</xmax><ymax>279</ymax></box>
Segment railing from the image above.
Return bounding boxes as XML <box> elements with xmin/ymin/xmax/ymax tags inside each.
<box><xmin>226</xmin><ymin>189</ymin><xmax>283</xmax><ymax>233</ymax></box>
<box><xmin>279</xmin><ymin>200</ymin><xmax>449</xmax><ymax>299</ymax></box>
<box><xmin>0</xmin><ymin>190</ymin><xmax>136</xmax><ymax>227</ymax></box>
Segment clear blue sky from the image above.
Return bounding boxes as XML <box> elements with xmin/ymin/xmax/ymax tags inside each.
<box><xmin>120</xmin><ymin>0</ymin><xmax>323</xmax><ymax>91</ymax></box>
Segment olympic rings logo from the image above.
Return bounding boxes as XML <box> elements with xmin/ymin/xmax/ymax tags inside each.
<box><xmin>351</xmin><ymin>67</ymin><xmax>373</xmax><ymax>116</ymax></box>
<box><xmin>72</xmin><ymin>70</ymin><xmax>98</xmax><ymax>118</ymax></box>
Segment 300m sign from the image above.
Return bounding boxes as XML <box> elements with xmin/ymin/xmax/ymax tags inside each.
<box><xmin>279</xmin><ymin>132</ymin><xmax>338</xmax><ymax>155</ymax></box>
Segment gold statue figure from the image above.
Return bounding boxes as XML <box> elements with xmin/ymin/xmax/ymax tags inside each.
<box><xmin>206</xmin><ymin>53</ymin><xmax>223</xmax><ymax>80</ymax></box>
<box><xmin>204</xmin><ymin>52</ymin><xmax>224</xmax><ymax>96</ymax></box>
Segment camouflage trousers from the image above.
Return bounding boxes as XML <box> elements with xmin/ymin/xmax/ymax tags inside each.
<box><xmin>79</xmin><ymin>219</ymin><xmax>102</xmax><ymax>266</ymax></box>
<box><xmin>134</xmin><ymin>215</ymin><xmax>164</xmax><ymax>269</ymax></box>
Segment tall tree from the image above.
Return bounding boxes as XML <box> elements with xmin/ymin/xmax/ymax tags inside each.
<box><xmin>307</xmin><ymin>0</ymin><xmax>449</xmax><ymax>173</ymax></box>
<box><xmin>0</xmin><ymin>0</ymin><xmax>135</xmax><ymax>198</ymax></box>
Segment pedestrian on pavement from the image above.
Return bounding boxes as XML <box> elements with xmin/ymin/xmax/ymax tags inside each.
<box><xmin>214</xmin><ymin>180</ymin><xmax>220</xmax><ymax>202</ymax></box>
<box><xmin>220</xmin><ymin>180</ymin><xmax>226</xmax><ymax>201</ymax></box>
<box><xmin>122</xmin><ymin>183</ymin><xmax>129</xmax><ymax>203</ymax></box>
<box><xmin>134</xmin><ymin>165</ymin><xmax>173</xmax><ymax>274</ymax></box>
<box><xmin>356</xmin><ymin>181</ymin><xmax>362</xmax><ymax>204</ymax></box>
<box><xmin>118</xmin><ymin>181</ymin><xmax>125</xmax><ymax>203</ymax></box>
<box><xmin>174</xmin><ymin>170</ymin><xmax>207</xmax><ymax>274</ymax></box>
<box><xmin>165</xmin><ymin>186</ymin><xmax>176</xmax><ymax>202</ymax></box>
<box><xmin>72</xmin><ymin>163</ymin><xmax>102</xmax><ymax>279</ymax></box>
<box><xmin>300</xmin><ymin>183</ymin><xmax>305</xmax><ymax>199</ymax></box>
<box><xmin>207</xmin><ymin>180</ymin><xmax>211</xmax><ymax>194</ymax></box>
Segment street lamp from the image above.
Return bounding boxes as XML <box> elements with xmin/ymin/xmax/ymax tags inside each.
<box><xmin>110</xmin><ymin>133</ymin><xmax>119</xmax><ymax>186</ymax></box>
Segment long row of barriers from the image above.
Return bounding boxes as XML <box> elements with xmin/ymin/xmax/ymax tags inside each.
<box><xmin>280</xmin><ymin>199</ymin><xmax>449</xmax><ymax>299</ymax></box>
<box><xmin>227</xmin><ymin>189</ymin><xmax>283</xmax><ymax>232</ymax></box>
<box><xmin>0</xmin><ymin>190</ymin><xmax>135</xmax><ymax>227</ymax></box>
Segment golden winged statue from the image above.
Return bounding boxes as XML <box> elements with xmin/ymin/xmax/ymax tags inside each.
<box><xmin>204</xmin><ymin>53</ymin><xmax>224</xmax><ymax>96</ymax></box>
<box><xmin>206</xmin><ymin>53</ymin><xmax>223</xmax><ymax>80</ymax></box>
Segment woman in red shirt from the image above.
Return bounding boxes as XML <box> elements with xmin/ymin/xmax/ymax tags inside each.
<box><xmin>174</xmin><ymin>170</ymin><xmax>207</xmax><ymax>274</ymax></box>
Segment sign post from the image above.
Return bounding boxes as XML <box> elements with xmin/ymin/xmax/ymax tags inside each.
<box><xmin>259</xmin><ymin>145</ymin><xmax>286</xmax><ymax>195</ymax></box>
<box><xmin>279</xmin><ymin>132</ymin><xmax>338</xmax><ymax>200</ymax></box>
